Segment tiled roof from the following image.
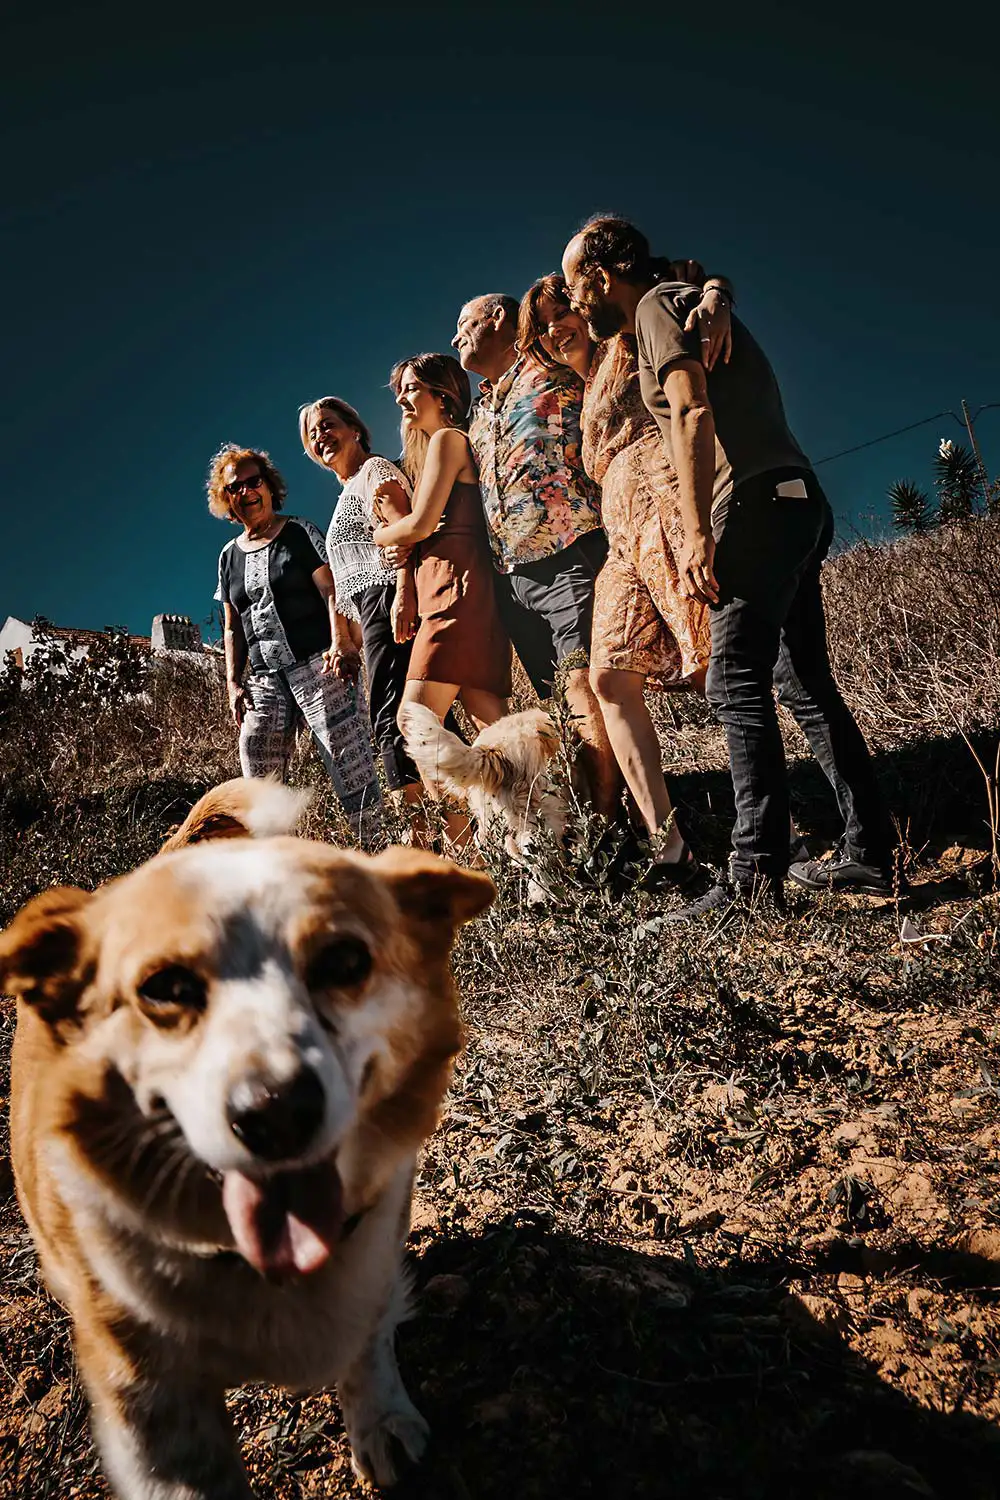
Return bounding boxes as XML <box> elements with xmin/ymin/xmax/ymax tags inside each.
<box><xmin>45</xmin><ymin>624</ymin><xmax>151</xmax><ymax>649</ymax></box>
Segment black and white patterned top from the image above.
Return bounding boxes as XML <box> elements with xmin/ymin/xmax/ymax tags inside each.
<box><xmin>216</xmin><ymin>517</ymin><xmax>331</xmax><ymax>673</ymax></box>
<box><xmin>325</xmin><ymin>456</ymin><xmax>410</xmax><ymax>620</ymax></box>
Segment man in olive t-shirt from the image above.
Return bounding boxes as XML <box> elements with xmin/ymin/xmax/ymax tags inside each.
<box><xmin>636</xmin><ymin>279</ymin><xmax>811</xmax><ymax>528</ymax></box>
<box><xmin>562</xmin><ymin>215</ymin><xmax>894</xmax><ymax>918</ymax></box>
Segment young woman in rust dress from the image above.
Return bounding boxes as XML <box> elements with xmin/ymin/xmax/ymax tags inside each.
<box><xmin>373</xmin><ymin>353</ymin><xmax>511</xmax><ymax>735</ymax></box>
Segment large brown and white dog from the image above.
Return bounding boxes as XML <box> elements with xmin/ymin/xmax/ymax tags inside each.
<box><xmin>400</xmin><ymin>704</ymin><xmax>574</xmax><ymax>860</ymax></box>
<box><xmin>1</xmin><ymin>779</ymin><xmax>494</xmax><ymax>1500</ymax></box>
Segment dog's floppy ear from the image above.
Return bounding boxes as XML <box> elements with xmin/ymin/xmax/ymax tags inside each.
<box><xmin>373</xmin><ymin>847</ymin><xmax>496</xmax><ymax>933</ymax></box>
<box><xmin>0</xmin><ymin>886</ymin><xmax>95</xmax><ymax>1021</ymax></box>
<box><xmin>161</xmin><ymin>777</ymin><xmax>310</xmax><ymax>853</ymax></box>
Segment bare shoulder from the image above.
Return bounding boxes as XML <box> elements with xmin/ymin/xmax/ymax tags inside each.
<box><xmin>429</xmin><ymin>427</ymin><xmax>470</xmax><ymax>457</ymax></box>
<box><xmin>429</xmin><ymin>427</ymin><xmax>475</xmax><ymax>480</ymax></box>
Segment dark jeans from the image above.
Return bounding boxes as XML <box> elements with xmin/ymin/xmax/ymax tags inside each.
<box><xmin>495</xmin><ymin>528</ymin><xmax>609</xmax><ymax>698</ymax></box>
<box><xmin>354</xmin><ymin>584</ymin><xmax>466</xmax><ymax>791</ymax></box>
<box><xmin>706</xmin><ymin>469</ymin><xmax>892</xmax><ymax>885</ymax></box>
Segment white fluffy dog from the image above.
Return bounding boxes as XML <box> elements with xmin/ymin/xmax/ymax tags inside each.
<box><xmin>399</xmin><ymin>704</ymin><xmax>573</xmax><ymax>874</ymax></box>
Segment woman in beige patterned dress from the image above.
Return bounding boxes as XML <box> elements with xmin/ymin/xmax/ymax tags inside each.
<box><xmin>518</xmin><ymin>273</ymin><xmax>719</xmax><ymax>876</ymax></box>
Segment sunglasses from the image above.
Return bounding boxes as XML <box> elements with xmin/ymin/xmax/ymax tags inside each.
<box><xmin>225</xmin><ymin>473</ymin><xmax>266</xmax><ymax>498</ymax></box>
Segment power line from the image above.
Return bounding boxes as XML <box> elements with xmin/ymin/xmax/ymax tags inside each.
<box><xmin>814</xmin><ymin>401</ymin><xmax>999</xmax><ymax>468</ymax></box>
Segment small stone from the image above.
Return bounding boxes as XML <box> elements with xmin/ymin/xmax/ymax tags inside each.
<box><xmin>421</xmin><ymin>1274</ymin><xmax>471</xmax><ymax>1310</ymax></box>
<box><xmin>785</xmin><ymin>1291</ymin><xmax>850</xmax><ymax>1334</ymax></box>
<box><xmin>831</xmin><ymin>1449</ymin><xmax>935</xmax><ymax>1497</ymax></box>
<box><xmin>906</xmin><ymin>1289</ymin><xmax>936</xmax><ymax>1317</ymax></box>
<box><xmin>832</xmin><ymin>1121</ymin><xmax>865</xmax><ymax>1144</ymax></box>
<box><xmin>472</xmin><ymin>1394</ymin><xmax>516</xmax><ymax>1425</ymax></box>
<box><xmin>35</xmin><ymin>1384</ymin><xmax>68</xmax><ymax>1420</ymax></box>
<box><xmin>958</xmin><ymin>1228</ymin><xmax>1000</xmax><ymax>1264</ymax></box>
<box><xmin>801</xmin><ymin>1229</ymin><xmax>849</xmax><ymax>1256</ymax></box>
<box><xmin>11</xmin><ymin>1365</ymin><xmax>47</xmax><ymax>1406</ymax></box>
<box><xmin>678</xmin><ymin>1207</ymin><xmax>725</xmax><ymax>1234</ymax></box>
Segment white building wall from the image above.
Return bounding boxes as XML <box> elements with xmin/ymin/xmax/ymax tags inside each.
<box><xmin>0</xmin><ymin>616</ymin><xmax>90</xmax><ymax>668</ymax></box>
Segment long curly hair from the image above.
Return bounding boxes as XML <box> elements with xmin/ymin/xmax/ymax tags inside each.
<box><xmin>206</xmin><ymin>444</ymin><xmax>288</xmax><ymax>522</ymax></box>
<box><xmin>389</xmin><ymin>353</ymin><xmax>471</xmax><ymax>485</ymax></box>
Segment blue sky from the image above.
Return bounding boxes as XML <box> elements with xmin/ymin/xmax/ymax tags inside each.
<box><xmin>3</xmin><ymin>0</ymin><xmax>998</xmax><ymax>637</ymax></box>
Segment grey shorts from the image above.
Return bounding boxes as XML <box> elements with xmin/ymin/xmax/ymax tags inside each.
<box><xmin>495</xmin><ymin>528</ymin><xmax>609</xmax><ymax>698</ymax></box>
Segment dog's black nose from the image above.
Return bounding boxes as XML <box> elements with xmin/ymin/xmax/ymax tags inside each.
<box><xmin>226</xmin><ymin>1068</ymin><xmax>326</xmax><ymax>1161</ymax></box>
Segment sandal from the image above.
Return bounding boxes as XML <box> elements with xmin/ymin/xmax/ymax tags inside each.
<box><xmin>641</xmin><ymin>840</ymin><xmax>701</xmax><ymax>892</ymax></box>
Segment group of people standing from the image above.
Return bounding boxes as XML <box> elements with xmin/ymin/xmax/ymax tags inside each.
<box><xmin>208</xmin><ymin>214</ymin><xmax>896</xmax><ymax>921</ymax></box>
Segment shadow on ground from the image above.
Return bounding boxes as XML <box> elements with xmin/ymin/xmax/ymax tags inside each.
<box><xmin>378</xmin><ymin>1213</ymin><xmax>999</xmax><ymax>1500</ymax></box>
<box><xmin>669</xmin><ymin>727</ymin><xmax>998</xmax><ymax>874</ymax></box>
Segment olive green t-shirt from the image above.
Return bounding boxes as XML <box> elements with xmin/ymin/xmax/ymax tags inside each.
<box><xmin>635</xmin><ymin>282</ymin><xmax>810</xmax><ymax>515</ymax></box>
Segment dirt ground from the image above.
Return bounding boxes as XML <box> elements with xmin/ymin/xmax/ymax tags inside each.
<box><xmin>2</xmin><ymin>772</ymin><xmax>999</xmax><ymax>1499</ymax></box>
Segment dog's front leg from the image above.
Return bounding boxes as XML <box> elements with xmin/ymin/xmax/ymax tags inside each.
<box><xmin>85</xmin><ymin>1365</ymin><xmax>255</xmax><ymax>1500</ymax></box>
<box><xmin>338</xmin><ymin>1269</ymin><xmax>430</xmax><ymax>1489</ymax></box>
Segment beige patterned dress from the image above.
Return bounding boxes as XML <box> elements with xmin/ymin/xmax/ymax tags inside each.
<box><xmin>584</xmin><ymin>335</ymin><xmax>710</xmax><ymax>687</ymax></box>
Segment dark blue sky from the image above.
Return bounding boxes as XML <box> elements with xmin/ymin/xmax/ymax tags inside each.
<box><xmin>3</xmin><ymin>1</ymin><xmax>998</xmax><ymax>638</ymax></box>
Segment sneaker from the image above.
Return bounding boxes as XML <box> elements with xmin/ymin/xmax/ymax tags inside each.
<box><xmin>662</xmin><ymin>874</ymin><xmax>785</xmax><ymax>925</ymax></box>
<box><xmin>788</xmin><ymin>849</ymin><xmax>894</xmax><ymax>894</ymax></box>
<box><xmin>788</xmin><ymin>834</ymin><xmax>811</xmax><ymax>865</ymax></box>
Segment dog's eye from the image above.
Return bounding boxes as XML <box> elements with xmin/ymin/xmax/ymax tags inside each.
<box><xmin>137</xmin><ymin>965</ymin><xmax>207</xmax><ymax>1011</ymax></box>
<box><xmin>306</xmin><ymin>936</ymin><xmax>372</xmax><ymax>991</ymax></box>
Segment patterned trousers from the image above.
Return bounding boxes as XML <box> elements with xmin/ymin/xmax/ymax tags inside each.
<box><xmin>239</xmin><ymin>654</ymin><xmax>382</xmax><ymax>845</ymax></box>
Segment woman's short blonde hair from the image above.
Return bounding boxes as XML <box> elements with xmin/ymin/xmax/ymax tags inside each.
<box><xmin>206</xmin><ymin>444</ymin><xmax>288</xmax><ymax>521</ymax></box>
<box><xmin>298</xmin><ymin>397</ymin><xmax>372</xmax><ymax>468</ymax></box>
<box><xmin>517</xmin><ymin>273</ymin><xmax>573</xmax><ymax>369</ymax></box>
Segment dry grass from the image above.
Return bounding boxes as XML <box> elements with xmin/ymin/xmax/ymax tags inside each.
<box><xmin>2</xmin><ymin>520</ymin><xmax>1000</xmax><ymax>1499</ymax></box>
<box><xmin>823</xmin><ymin>518</ymin><xmax>1000</xmax><ymax>746</ymax></box>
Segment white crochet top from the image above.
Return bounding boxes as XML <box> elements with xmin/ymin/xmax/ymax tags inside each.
<box><xmin>325</xmin><ymin>456</ymin><xmax>411</xmax><ymax>621</ymax></box>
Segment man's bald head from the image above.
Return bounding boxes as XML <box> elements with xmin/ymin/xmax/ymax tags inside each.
<box><xmin>452</xmin><ymin>293</ymin><xmax>520</xmax><ymax>379</ymax></box>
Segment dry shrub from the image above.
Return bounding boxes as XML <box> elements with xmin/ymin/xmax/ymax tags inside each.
<box><xmin>0</xmin><ymin>625</ymin><xmax>234</xmax><ymax>810</ymax></box>
<box><xmin>821</xmin><ymin>517</ymin><xmax>1000</xmax><ymax>745</ymax></box>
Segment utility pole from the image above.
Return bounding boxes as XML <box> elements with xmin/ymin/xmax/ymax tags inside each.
<box><xmin>962</xmin><ymin>398</ymin><xmax>992</xmax><ymax>511</ymax></box>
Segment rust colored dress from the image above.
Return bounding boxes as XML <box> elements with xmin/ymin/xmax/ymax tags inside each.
<box><xmin>407</xmin><ymin>479</ymin><xmax>513</xmax><ymax>695</ymax></box>
<box><xmin>584</xmin><ymin>335</ymin><xmax>711</xmax><ymax>687</ymax></box>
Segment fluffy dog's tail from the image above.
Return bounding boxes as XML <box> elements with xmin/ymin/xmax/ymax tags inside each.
<box><xmin>160</xmin><ymin>779</ymin><xmax>309</xmax><ymax>853</ymax></box>
<box><xmin>399</xmin><ymin>704</ymin><xmax>508</xmax><ymax>796</ymax></box>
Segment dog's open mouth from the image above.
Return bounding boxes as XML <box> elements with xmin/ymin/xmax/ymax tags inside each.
<box><xmin>222</xmin><ymin>1160</ymin><xmax>344</xmax><ymax>1279</ymax></box>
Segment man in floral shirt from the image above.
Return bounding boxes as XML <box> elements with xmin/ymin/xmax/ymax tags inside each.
<box><xmin>453</xmin><ymin>292</ymin><xmax>618</xmax><ymax>815</ymax></box>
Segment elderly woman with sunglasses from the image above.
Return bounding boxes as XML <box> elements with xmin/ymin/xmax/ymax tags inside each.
<box><xmin>208</xmin><ymin>443</ymin><xmax>382</xmax><ymax>844</ymax></box>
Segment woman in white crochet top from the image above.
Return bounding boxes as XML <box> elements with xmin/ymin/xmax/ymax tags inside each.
<box><xmin>299</xmin><ymin>396</ymin><xmax>427</xmax><ymax>805</ymax></box>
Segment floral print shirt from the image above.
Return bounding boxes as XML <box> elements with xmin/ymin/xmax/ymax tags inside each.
<box><xmin>468</xmin><ymin>357</ymin><xmax>603</xmax><ymax>572</ymax></box>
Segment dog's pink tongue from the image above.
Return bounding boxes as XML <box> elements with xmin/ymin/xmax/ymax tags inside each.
<box><xmin>222</xmin><ymin>1162</ymin><xmax>344</xmax><ymax>1279</ymax></box>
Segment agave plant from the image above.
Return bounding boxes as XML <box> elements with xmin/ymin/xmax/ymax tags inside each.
<box><xmin>888</xmin><ymin>478</ymin><xmax>934</xmax><ymax>533</ymax></box>
<box><xmin>935</xmin><ymin>437</ymin><xmax>981</xmax><ymax>521</ymax></box>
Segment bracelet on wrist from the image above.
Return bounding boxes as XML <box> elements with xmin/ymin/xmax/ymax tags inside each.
<box><xmin>704</xmin><ymin>280</ymin><xmax>734</xmax><ymax>307</ymax></box>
